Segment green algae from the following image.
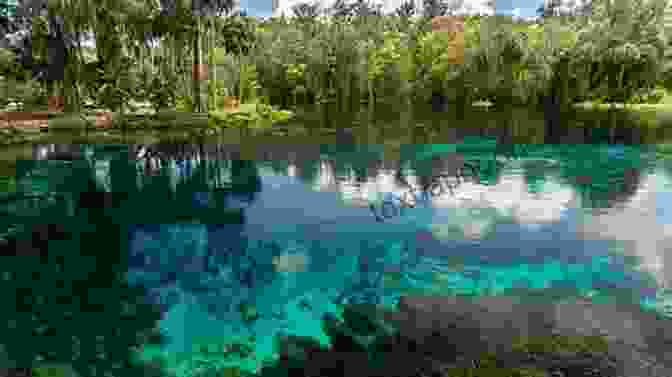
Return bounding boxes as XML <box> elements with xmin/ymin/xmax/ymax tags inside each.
<box><xmin>382</xmin><ymin>271</ymin><xmax>405</xmax><ymax>289</ymax></box>
<box><xmin>190</xmin><ymin>366</ymin><xmax>243</xmax><ymax>377</ymax></box>
<box><xmin>33</xmin><ymin>364</ymin><xmax>81</xmax><ymax>377</ymax></box>
<box><xmin>511</xmin><ymin>333</ymin><xmax>609</xmax><ymax>355</ymax></box>
<box><xmin>444</xmin><ymin>365</ymin><xmax>549</xmax><ymax>377</ymax></box>
<box><xmin>445</xmin><ymin>333</ymin><xmax>611</xmax><ymax>377</ymax></box>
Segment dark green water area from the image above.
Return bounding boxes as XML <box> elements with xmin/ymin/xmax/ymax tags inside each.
<box><xmin>4</xmin><ymin>104</ymin><xmax>672</xmax><ymax>377</ymax></box>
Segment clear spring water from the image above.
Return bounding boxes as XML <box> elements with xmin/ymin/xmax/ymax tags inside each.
<box><xmin>5</xmin><ymin>141</ymin><xmax>672</xmax><ymax>376</ymax></box>
<box><xmin>119</xmin><ymin>143</ymin><xmax>672</xmax><ymax>375</ymax></box>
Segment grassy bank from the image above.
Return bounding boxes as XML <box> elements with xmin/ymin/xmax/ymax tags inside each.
<box><xmin>572</xmin><ymin>89</ymin><xmax>672</xmax><ymax>113</ymax></box>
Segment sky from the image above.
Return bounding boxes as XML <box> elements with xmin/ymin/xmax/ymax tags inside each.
<box><xmin>239</xmin><ymin>0</ymin><xmax>547</xmax><ymax>19</ymax></box>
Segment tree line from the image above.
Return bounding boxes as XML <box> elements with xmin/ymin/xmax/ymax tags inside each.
<box><xmin>0</xmin><ymin>0</ymin><xmax>669</xmax><ymax>116</ymax></box>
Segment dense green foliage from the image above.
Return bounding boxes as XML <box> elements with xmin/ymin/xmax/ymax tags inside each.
<box><xmin>0</xmin><ymin>0</ymin><xmax>669</xmax><ymax>121</ymax></box>
<box><xmin>251</xmin><ymin>0</ymin><xmax>668</xmax><ymax>110</ymax></box>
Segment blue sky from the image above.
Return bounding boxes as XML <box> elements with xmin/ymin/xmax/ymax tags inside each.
<box><xmin>495</xmin><ymin>0</ymin><xmax>546</xmax><ymax>18</ymax></box>
<box><xmin>239</xmin><ymin>0</ymin><xmax>546</xmax><ymax>18</ymax></box>
<box><xmin>239</xmin><ymin>0</ymin><xmax>273</xmax><ymax>17</ymax></box>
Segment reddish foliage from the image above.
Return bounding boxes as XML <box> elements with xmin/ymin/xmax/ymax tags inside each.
<box><xmin>48</xmin><ymin>96</ymin><xmax>65</xmax><ymax>112</ymax></box>
<box><xmin>431</xmin><ymin>16</ymin><xmax>465</xmax><ymax>34</ymax></box>
<box><xmin>430</xmin><ymin>16</ymin><xmax>465</xmax><ymax>64</ymax></box>
<box><xmin>192</xmin><ymin>64</ymin><xmax>209</xmax><ymax>81</ymax></box>
<box><xmin>0</xmin><ymin>112</ymin><xmax>50</xmax><ymax>129</ymax></box>
<box><xmin>95</xmin><ymin>111</ymin><xmax>113</xmax><ymax>128</ymax></box>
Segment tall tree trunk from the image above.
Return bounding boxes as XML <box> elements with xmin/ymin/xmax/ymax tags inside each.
<box><xmin>174</xmin><ymin>36</ymin><xmax>182</xmax><ymax>101</ymax></box>
<box><xmin>210</xmin><ymin>17</ymin><xmax>217</xmax><ymax>110</ymax></box>
<box><xmin>62</xmin><ymin>41</ymin><xmax>78</xmax><ymax>112</ymax></box>
<box><xmin>202</xmin><ymin>19</ymin><xmax>208</xmax><ymax>113</ymax></box>
<box><xmin>192</xmin><ymin>16</ymin><xmax>202</xmax><ymax>113</ymax></box>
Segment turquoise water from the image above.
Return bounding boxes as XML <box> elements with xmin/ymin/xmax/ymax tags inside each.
<box><xmin>3</xmin><ymin>141</ymin><xmax>672</xmax><ymax>376</ymax></box>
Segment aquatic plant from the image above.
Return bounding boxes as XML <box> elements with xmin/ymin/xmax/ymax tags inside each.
<box><xmin>33</xmin><ymin>364</ymin><xmax>80</xmax><ymax>377</ymax></box>
<box><xmin>656</xmin><ymin>143</ymin><xmax>672</xmax><ymax>160</ymax></box>
<box><xmin>238</xmin><ymin>301</ymin><xmax>260</xmax><ymax>324</ymax></box>
<box><xmin>174</xmin><ymin>335</ymin><xmax>260</xmax><ymax>377</ymax></box>
<box><xmin>217</xmin><ymin>366</ymin><xmax>243</xmax><ymax>377</ymax></box>
<box><xmin>223</xmin><ymin>342</ymin><xmax>254</xmax><ymax>359</ymax></box>
<box><xmin>275</xmin><ymin>334</ymin><xmax>325</xmax><ymax>365</ymax></box>
<box><xmin>189</xmin><ymin>364</ymin><xmax>243</xmax><ymax>377</ymax></box>
<box><xmin>341</xmin><ymin>304</ymin><xmax>383</xmax><ymax>336</ymax></box>
<box><xmin>381</xmin><ymin>271</ymin><xmax>404</xmax><ymax>289</ymax></box>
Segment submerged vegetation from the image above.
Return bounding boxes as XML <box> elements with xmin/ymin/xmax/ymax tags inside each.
<box><xmin>3</xmin><ymin>140</ymin><xmax>672</xmax><ymax>377</ymax></box>
<box><xmin>130</xmin><ymin>301</ymin><xmax>622</xmax><ymax>377</ymax></box>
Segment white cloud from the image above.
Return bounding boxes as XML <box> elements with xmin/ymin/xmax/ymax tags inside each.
<box><xmin>575</xmin><ymin>172</ymin><xmax>672</xmax><ymax>290</ymax></box>
<box><xmin>272</xmin><ymin>0</ymin><xmax>495</xmax><ymax>16</ymax></box>
<box><xmin>334</xmin><ymin>159</ymin><xmax>575</xmax><ymax>240</ymax></box>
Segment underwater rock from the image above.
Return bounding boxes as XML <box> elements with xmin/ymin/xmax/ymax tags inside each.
<box><xmin>258</xmin><ymin>294</ymin><xmax>672</xmax><ymax>377</ymax></box>
<box><xmin>322</xmin><ymin>303</ymin><xmax>399</xmax><ymax>357</ymax></box>
<box><xmin>276</xmin><ymin>334</ymin><xmax>325</xmax><ymax>364</ymax></box>
<box><xmin>268</xmin><ymin>339</ymin><xmax>372</xmax><ymax>377</ymax></box>
<box><xmin>272</xmin><ymin>252</ymin><xmax>309</xmax><ymax>273</ymax></box>
<box><xmin>321</xmin><ymin>312</ymin><xmax>369</xmax><ymax>354</ymax></box>
<box><xmin>340</xmin><ymin>304</ymin><xmax>396</xmax><ymax>338</ymax></box>
<box><xmin>384</xmin><ymin>295</ymin><xmax>672</xmax><ymax>377</ymax></box>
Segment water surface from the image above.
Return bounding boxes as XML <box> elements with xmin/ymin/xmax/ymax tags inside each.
<box><xmin>3</xmin><ymin>106</ymin><xmax>672</xmax><ymax>376</ymax></box>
